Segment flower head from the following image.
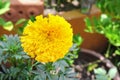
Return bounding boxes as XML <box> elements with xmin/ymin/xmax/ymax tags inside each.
<box><xmin>20</xmin><ymin>14</ymin><xmax>73</xmax><ymax>63</ymax></box>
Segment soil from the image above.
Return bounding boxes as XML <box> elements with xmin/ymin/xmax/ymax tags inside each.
<box><xmin>74</xmin><ymin>50</ymin><xmax>98</xmax><ymax>80</ymax></box>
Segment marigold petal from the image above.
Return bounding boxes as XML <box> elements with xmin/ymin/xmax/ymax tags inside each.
<box><xmin>20</xmin><ymin>14</ymin><xmax>73</xmax><ymax>63</ymax></box>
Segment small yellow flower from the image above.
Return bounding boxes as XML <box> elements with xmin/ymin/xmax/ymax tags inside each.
<box><xmin>20</xmin><ymin>14</ymin><xmax>73</xmax><ymax>63</ymax></box>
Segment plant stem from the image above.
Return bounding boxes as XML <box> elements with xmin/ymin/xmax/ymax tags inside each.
<box><xmin>105</xmin><ymin>43</ymin><xmax>111</xmax><ymax>58</ymax></box>
<box><xmin>82</xmin><ymin>60</ymin><xmax>101</xmax><ymax>68</ymax></box>
<box><xmin>45</xmin><ymin>62</ymin><xmax>53</xmax><ymax>71</ymax></box>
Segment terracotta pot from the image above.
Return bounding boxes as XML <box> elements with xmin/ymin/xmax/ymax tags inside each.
<box><xmin>59</xmin><ymin>5</ymin><xmax>108</xmax><ymax>53</ymax></box>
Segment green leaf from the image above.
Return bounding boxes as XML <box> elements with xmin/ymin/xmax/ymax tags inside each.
<box><xmin>36</xmin><ymin>64</ymin><xmax>46</xmax><ymax>71</ymax></box>
<box><xmin>51</xmin><ymin>75</ymin><xmax>59</xmax><ymax>80</ymax></box>
<box><xmin>100</xmin><ymin>14</ymin><xmax>111</xmax><ymax>26</ymax></box>
<box><xmin>0</xmin><ymin>8</ymin><xmax>9</xmax><ymax>15</ymax></box>
<box><xmin>73</xmin><ymin>34</ymin><xmax>83</xmax><ymax>46</ymax></box>
<box><xmin>84</xmin><ymin>17</ymin><xmax>91</xmax><ymax>26</ymax></box>
<box><xmin>108</xmin><ymin>67</ymin><xmax>117</xmax><ymax>79</ymax></box>
<box><xmin>46</xmin><ymin>72</ymin><xmax>52</xmax><ymax>80</ymax></box>
<box><xmin>59</xmin><ymin>74</ymin><xmax>65</xmax><ymax>80</ymax></box>
<box><xmin>94</xmin><ymin>68</ymin><xmax>106</xmax><ymax>75</ymax></box>
<box><xmin>15</xmin><ymin>18</ymin><xmax>26</xmax><ymax>25</ymax></box>
<box><xmin>3</xmin><ymin>21</ymin><xmax>14</xmax><ymax>31</ymax></box>
<box><xmin>84</xmin><ymin>17</ymin><xmax>93</xmax><ymax>33</ymax></box>
<box><xmin>87</xmin><ymin>63</ymin><xmax>98</xmax><ymax>71</ymax></box>
<box><xmin>34</xmin><ymin>75</ymin><xmax>46</xmax><ymax>80</ymax></box>
<box><xmin>13</xmin><ymin>54</ymin><xmax>22</xmax><ymax>60</ymax></box>
<box><xmin>93</xmin><ymin>17</ymin><xmax>99</xmax><ymax>27</ymax></box>
<box><xmin>30</xmin><ymin>16</ymin><xmax>36</xmax><ymax>22</ymax></box>
<box><xmin>0</xmin><ymin>18</ymin><xmax>6</xmax><ymax>25</ymax></box>
<box><xmin>96</xmin><ymin>74</ymin><xmax>108</xmax><ymax>80</ymax></box>
<box><xmin>1</xmin><ymin>64</ymin><xmax>7</xmax><ymax>73</ymax></box>
<box><xmin>17</xmin><ymin>20</ymin><xmax>28</xmax><ymax>34</ymax></box>
<box><xmin>9</xmin><ymin>67</ymin><xmax>20</xmax><ymax>78</ymax></box>
<box><xmin>115</xmin><ymin>49</ymin><xmax>120</xmax><ymax>55</ymax></box>
<box><xmin>53</xmin><ymin>60</ymin><xmax>69</xmax><ymax>72</ymax></box>
<box><xmin>0</xmin><ymin>0</ymin><xmax>10</xmax><ymax>15</ymax></box>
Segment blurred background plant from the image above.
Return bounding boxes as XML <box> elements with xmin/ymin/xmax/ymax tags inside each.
<box><xmin>0</xmin><ymin>0</ymin><xmax>29</xmax><ymax>35</ymax></box>
<box><xmin>44</xmin><ymin>0</ymin><xmax>95</xmax><ymax>14</ymax></box>
<box><xmin>44</xmin><ymin>0</ymin><xmax>81</xmax><ymax>12</ymax></box>
<box><xmin>0</xmin><ymin>0</ymin><xmax>10</xmax><ymax>15</ymax></box>
<box><xmin>84</xmin><ymin>0</ymin><xmax>120</xmax><ymax>78</ymax></box>
<box><xmin>0</xmin><ymin>0</ymin><xmax>13</xmax><ymax>31</ymax></box>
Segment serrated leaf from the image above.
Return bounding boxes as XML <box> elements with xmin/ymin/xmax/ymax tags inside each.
<box><xmin>46</xmin><ymin>72</ymin><xmax>52</xmax><ymax>80</ymax></box>
<box><xmin>53</xmin><ymin>60</ymin><xmax>69</xmax><ymax>72</ymax></box>
<box><xmin>33</xmin><ymin>70</ymin><xmax>46</xmax><ymax>80</ymax></box>
<box><xmin>1</xmin><ymin>64</ymin><xmax>7</xmax><ymax>73</ymax></box>
<box><xmin>34</xmin><ymin>75</ymin><xmax>46</xmax><ymax>80</ymax></box>
<box><xmin>13</xmin><ymin>54</ymin><xmax>22</xmax><ymax>59</ymax></box>
<box><xmin>59</xmin><ymin>74</ymin><xmax>65</xmax><ymax>80</ymax></box>
<box><xmin>37</xmin><ymin>64</ymin><xmax>46</xmax><ymax>71</ymax></box>
<box><xmin>51</xmin><ymin>75</ymin><xmax>59</xmax><ymax>80</ymax></box>
<box><xmin>108</xmin><ymin>67</ymin><xmax>117</xmax><ymax>79</ymax></box>
<box><xmin>3</xmin><ymin>21</ymin><xmax>14</xmax><ymax>31</ymax></box>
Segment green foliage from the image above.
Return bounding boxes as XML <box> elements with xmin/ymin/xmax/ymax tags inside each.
<box><xmin>96</xmin><ymin>0</ymin><xmax>120</xmax><ymax>18</ymax></box>
<box><xmin>84</xmin><ymin>0</ymin><xmax>120</xmax><ymax>58</ymax></box>
<box><xmin>84</xmin><ymin>0</ymin><xmax>120</xmax><ymax>53</ymax></box>
<box><xmin>73</xmin><ymin>34</ymin><xmax>83</xmax><ymax>46</ymax></box>
<box><xmin>84</xmin><ymin>17</ymin><xmax>93</xmax><ymax>33</ymax></box>
<box><xmin>15</xmin><ymin>19</ymin><xmax>26</xmax><ymax>26</ymax></box>
<box><xmin>0</xmin><ymin>18</ymin><xmax>13</xmax><ymax>31</ymax></box>
<box><xmin>0</xmin><ymin>35</ymin><xmax>31</xmax><ymax>80</ymax></box>
<box><xmin>32</xmin><ymin>60</ymin><xmax>78</xmax><ymax>80</ymax></box>
<box><xmin>87</xmin><ymin>63</ymin><xmax>98</xmax><ymax>72</ymax></box>
<box><xmin>16</xmin><ymin>16</ymin><xmax>36</xmax><ymax>35</ymax></box>
<box><xmin>85</xmin><ymin>14</ymin><xmax>120</xmax><ymax>47</ymax></box>
<box><xmin>84</xmin><ymin>0</ymin><xmax>120</xmax><ymax>79</ymax></box>
<box><xmin>0</xmin><ymin>0</ymin><xmax>10</xmax><ymax>15</ymax></box>
<box><xmin>0</xmin><ymin>34</ymin><xmax>82</xmax><ymax>80</ymax></box>
<box><xmin>0</xmin><ymin>0</ymin><xmax>14</xmax><ymax>31</ymax></box>
<box><xmin>94</xmin><ymin>67</ymin><xmax>117</xmax><ymax>80</ymax></box>
<box><xmin>3</xmin><ymin>21</ymin><xmax>13</xmax><ymax>31</ymax></box>
<box><xmin>15</xmin><ymin>19</ymin><xmax>28</xmax><ymax>35</ymax></box>
<box><xmin>115</xmin><ymin>48</ymin><xmax>120</xmax><ymax>55</ymax></box>
<box><xmin>84</xmin><ymin>13</ymin><xmax>120</xmax><ymax>63</ymax></box>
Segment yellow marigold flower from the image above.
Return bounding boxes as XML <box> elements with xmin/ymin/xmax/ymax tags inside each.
<box><xmin>20</xmin><ymin>14</ymin><xmax>73</xmax><ymax>63</ymax></box>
